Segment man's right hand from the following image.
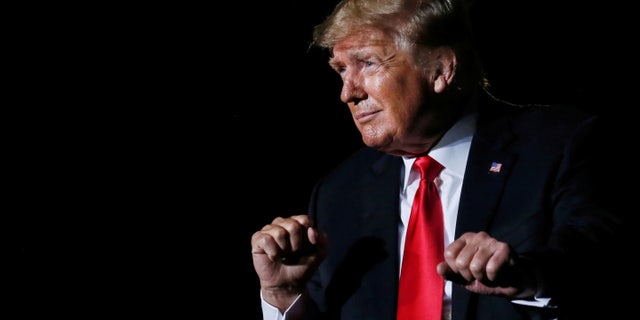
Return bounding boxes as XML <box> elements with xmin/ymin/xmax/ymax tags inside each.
<box><xmin>251</xmin><ymin>214</ymin><xmax>327</xmax><ymax>312</ymax></box>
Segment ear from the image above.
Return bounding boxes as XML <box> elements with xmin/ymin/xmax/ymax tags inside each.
<box><xmin>432</xmin><ymin>48</ymin><xmax>457</xmax><ymax>94</ymax></box>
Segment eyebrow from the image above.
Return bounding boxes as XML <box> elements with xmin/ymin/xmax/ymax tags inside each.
<box><xmin>328</xmin><ymin>48</ymin><xmax>372</xmax><ymax>68</ymax></box>
<box><xmin>328</xmin><ymin>57</ymin><xmax>340</xmax><ymax>70</ymax></box>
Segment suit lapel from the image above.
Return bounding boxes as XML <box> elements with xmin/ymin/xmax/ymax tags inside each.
<box><xmin>452</xmin><ymin>101</ymin><xmax>518</xmax><ymax>320</ymax></box>
<box><xmin>455</xmin><ymin>138</ymin><xmax>515</xmax><ymax>238</ymax></box>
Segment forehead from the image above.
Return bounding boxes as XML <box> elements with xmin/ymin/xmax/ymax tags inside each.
<box><xmin>332</xmin><ymin>27</ymin><xmax>396</xmax><ymax>54</ymax></box>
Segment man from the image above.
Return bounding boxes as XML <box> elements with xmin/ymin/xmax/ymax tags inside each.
<box><xmin>251</xmin><ymin>0</ymin><xmax>622</xmax><ymax>319</ymax></box>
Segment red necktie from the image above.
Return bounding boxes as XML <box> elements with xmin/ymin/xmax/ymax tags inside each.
<box><xmin>397</xmin><ymin>155</ymin><xmax>445</xmax><ymax>320</ymax></box>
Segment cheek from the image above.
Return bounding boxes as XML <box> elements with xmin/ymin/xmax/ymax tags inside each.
<box><xmin>373</xmin><ymin>78</ymin><xmax>422</xmax><ymax>126</ymax></box>
<box><xmin>376</xmin><ymin>71</ymin><xmax>423</xmax><ymax>105</ymax></box>
<box><xmin>393</xmin><ymin>77</ymin><xmax>425</xmax><ymax>122</ymax></box>
<box><xmin>368</xmin><ymin>75</ymin><xmax>386</xmax><ymax>93</ymax></box>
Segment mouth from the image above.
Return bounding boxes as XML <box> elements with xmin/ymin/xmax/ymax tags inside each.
<box><xmin>355</xmin><ymin>110</ymin><xmax>381</xmax><ymax>123</ymax></box>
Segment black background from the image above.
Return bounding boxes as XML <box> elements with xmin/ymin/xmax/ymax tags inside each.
<box><xmin>7</xmin><ymin>0</ymin><xmax>634</xmax><ymax>318</ymax></box>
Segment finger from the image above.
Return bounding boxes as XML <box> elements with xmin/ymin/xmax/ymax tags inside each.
<box><xmin>290</xmin><ymin>214</ymin><xmax>314</xmax><ymax>228</ymax></box>
<box><xmin>448</xmin><ymin>240</ymin><xmax>477</xmax><ymax>282</ymax></box>
<box><xmin>456</xmin><ymin>231</ymin><xmax>504</xmax><ymax>281</ymax></box>
<box><xmin>436</xmin><ymin>261</ymin><xmax>448</xmax><ymax>277</ymax></box>
<box><xmin>307</xmin><ymin>226</ymin><xmax>324</xmax><ymax>246</ymax></box>
<box><xmin>443</xmin><ymin>237</ymin><xmax>465</xmax><ymax>273</ymax></box>
<box><xmin>308</xmin><ymin>227</ymin><xmax>328</xmax><ymax>258</ymax></box>
<box><xmin>468</xmin><ymin>237</ymin><xmax>501</xmax><ymax>280</ymax></box>
<box><xmin>251</xmin><ymin>229</ymin><xmax>286</xmax><ymax>261</ymax></box>
<box><xmin>259</xmin><ymin>222</ymin><xmax>296</xmax><ymax>257</ymax></box>
<box><xmin>484</xmin><ymin>242</ymin><xmax>511</xmax><ymax>282</ymax></box>
<box><xmin>437</xmin><ymin>261</ymin><xmax>471</xmax><ymax>285</ymax></box>
<box><xmin>271</xmin><ymin>216</ymin><xmax>311</xmax><ymax>253</ymax></box>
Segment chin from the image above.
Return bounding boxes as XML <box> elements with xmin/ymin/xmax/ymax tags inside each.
<box><xmin>362</xmin><ymin>135</ymin><xmax>394</xmax><ymax>152</ymax></box>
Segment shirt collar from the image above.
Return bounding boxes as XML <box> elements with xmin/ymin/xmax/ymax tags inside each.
<box><xmin>402</xmin><ymin>111</ymin><xmax>477</xmax><ymax>188</ymax></box>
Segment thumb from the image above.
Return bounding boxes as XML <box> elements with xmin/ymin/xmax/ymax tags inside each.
<box><xmin>308</xmin><ymin>227</ymin><xmax>328</xmax><ymax>258</ymax></box>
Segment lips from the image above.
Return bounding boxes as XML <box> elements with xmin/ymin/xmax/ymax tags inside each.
<box><xmin>355</xmin><ymin>110</ymin><xmax>381</xmax><ymax>123</ymax></box>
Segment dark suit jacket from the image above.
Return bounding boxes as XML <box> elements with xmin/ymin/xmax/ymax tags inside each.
<box><xmin>302</xmin><ymin>92</ymin><xmax>623</xmax><ymax>320</ymax></box>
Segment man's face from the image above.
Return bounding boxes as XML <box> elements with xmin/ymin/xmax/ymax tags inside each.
<box><xmin>329</xmin><ymin>28</ymin><xmax>442</xmax><ymax>157</ymax></box>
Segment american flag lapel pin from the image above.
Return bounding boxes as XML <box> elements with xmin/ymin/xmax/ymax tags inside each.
<box><xmin>489</xmin><ymin>162</ymin><xmax>502</xmax><ymax>174</ymax></box>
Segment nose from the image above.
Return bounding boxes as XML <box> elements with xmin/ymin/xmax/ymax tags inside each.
<box><xmin>340</xmin><ymin>71</ymin><xmax>367</xmax><ymax>104</ymax></box>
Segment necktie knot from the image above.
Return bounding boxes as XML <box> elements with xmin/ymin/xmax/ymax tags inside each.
<box><xmin>413</xmin><ymin>155</ymin><xmax>444</xmax><ymax>183</ymax></box>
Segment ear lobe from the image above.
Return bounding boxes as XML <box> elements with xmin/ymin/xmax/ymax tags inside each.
<box><xmin>433</xmin><ymin>73</ymin><xmax>448</xmax><ymax>93</ymax></box>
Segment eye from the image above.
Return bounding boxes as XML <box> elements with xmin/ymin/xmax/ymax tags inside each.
<box><xmin>359</xmin><ymin>58</ymin><xmax>379</xmax><ymax>70</ymax></box>
<box><xmin>330</xmin><ymin>63</ymin><xmax>346</xmax><ymax>74</ymax></box>
<box><xmin>328</xmin><ymin>58</ymin><xmax>346</xmax><ymax>74</ymax></box>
